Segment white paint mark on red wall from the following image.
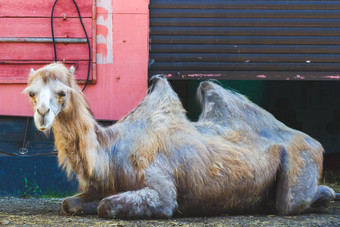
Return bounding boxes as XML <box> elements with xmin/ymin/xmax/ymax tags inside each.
<box><xmin>96</xmin><ymin>0</ymin><xmax>113</xmax><ymax>64</ymax></box>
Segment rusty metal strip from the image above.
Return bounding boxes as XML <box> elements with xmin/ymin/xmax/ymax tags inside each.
<box><xmin>0</xmin><ymin>37</ymin><xmax>87</xmax><ymax>43</ymax></box>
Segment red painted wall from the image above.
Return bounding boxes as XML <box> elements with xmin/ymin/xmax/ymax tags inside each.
<box><xmin>0</xmin><ymin>0</ymin><xmax>95</xmax><ymax>83</ymax></box>
<box><xmin>0</xmin><ymin>0</ymin><xmax>149</xmax><ymax>120</ymax></box>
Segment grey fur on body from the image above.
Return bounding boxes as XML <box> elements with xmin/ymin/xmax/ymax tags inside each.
<box><xmin>195</xmin><ymin>81</ymin><xmax>335</xmax><ymax>215</ymax></box>
<box><xmin>24</xmin><ymin>63</ymin><xmax>335</xmax><ymax>219</ymax></box>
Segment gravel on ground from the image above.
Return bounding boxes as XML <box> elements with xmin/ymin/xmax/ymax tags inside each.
<box><xmin>0</xmin><ymin>197</ymin><xmax>339</xmax><ymax>226</ymax></box>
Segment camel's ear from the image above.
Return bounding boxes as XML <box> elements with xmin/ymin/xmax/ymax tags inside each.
<box><xmin>25</xmin><ymin>68</ymin><xmax>35</xmax><ymax>85</ymax></box>
<box><xmin>22</xmin><ymin>86</ymin><xmax>30</xmax><ymax>95</ymax></box>
<box><xmin>68</xmin><ymin>66</ymin><xmax>75</xmax><ymax>76</ymax></box>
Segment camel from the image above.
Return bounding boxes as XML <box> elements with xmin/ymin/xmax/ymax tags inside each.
<box><xmin>195</xmin><ymin>81</ymin><xmax>335</xmax><ymax>214</ymax></box>
<box><xmin>24</xmin><ymin>63</ymin><xmax>335</xmax><ymax>218</ymax></box>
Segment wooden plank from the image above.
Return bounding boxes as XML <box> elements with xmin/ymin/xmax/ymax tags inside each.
<box><xmin>150</xmin><ymin>53</ymin><xmax>340</xmax><ymax>63</ymax></box>
<box><xmin>0</xmin><ymin>42</ymin><xmax>92</xmax><ymax>61</ymax></box>
<box><xmin>150</xmin><ymin>44</ymin><xmax>340</xmax><ymax>54</ymax></box>
<box><xmin>150</xmin><ymin>62</ymin><xmax>340</xmax><ymax>71</ymax></box>
<box><xmin>151</xmin><ymin>18</ymin><xmax>340</xmax><ymax>28</ymax></box>
<box><xmin>0</xmin><ymin>61</ymin><xmax>92</xmax><ymax>83</ymax></box>
<box><xmin>0</xmin><ymin>18</ymin><xmax>92</xmax><ymax>38</ymax></box>
<box><xmin>150</xmin><ymin>9</ymin><xmax>340</xmax><ymax>19</ymax></box>
<box><xmin>0</xmin><ymin>0</ymin><xmax>92</xmax><ymax>18</ymax></box>
<box><xmin>150</xmin><ymin>35</ymin><xmax>340</xmax><ymax>45</ymax></box>
<box><xmin>151</xmin><ymin>27</ymin><xmax>340</xmax><ymax>36</ymax></box>
<box><xmin>149</xmin><ymin>70</ymin><xmax>340</xmax><ymax>80</ymax></box>
<box><xmin>150</xmin><ymin>0</ymin><xmax>340</xmax><ymax>10</ymax></box>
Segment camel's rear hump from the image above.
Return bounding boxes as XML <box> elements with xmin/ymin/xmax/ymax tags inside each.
<box><xmin>196</xmin><ymin>81</ymin><xmax>335</xmax><ymax>215</ymax></box>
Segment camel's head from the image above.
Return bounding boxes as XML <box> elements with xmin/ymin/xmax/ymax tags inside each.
<box><xmin>24</xmin><ymin>63</ymin><xmax>75</xmax><ymax>131</ymax></box>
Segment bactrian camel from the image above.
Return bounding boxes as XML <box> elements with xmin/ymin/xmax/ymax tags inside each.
<box><xmin>24</xmin><ymin>63</ymin><xmax>335</xmax><ymax>218</ymax></box>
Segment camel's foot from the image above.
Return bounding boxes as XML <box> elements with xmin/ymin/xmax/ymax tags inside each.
<box><xmin>311</xmin><ymin>185</ymin><xmax>336</xmax><ymax>207</ymax></box>
<box><xmin>61</xmin><ymin>196</ymin><xmax>99</xmax><ymax>215</ymax></box>
<box><xmin>97</xmin><ymin>194</ymin><xmax>130</xmax><ymax>219</ymax></box>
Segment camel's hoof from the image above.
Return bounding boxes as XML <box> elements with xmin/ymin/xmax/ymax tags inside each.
<box><xmin>61</xmin><ymin>197</ymin><xmax>84</xmax><ymax>216</ymax></box>
<box><xmin>311</xmin><ymin>185</ymin><xmax>336</xmax><ymax>207</ymax></box>
<box><xmin>97</xmin><ymin>201</ymin><xmax>110</xmax><ymax>219</ymax></box>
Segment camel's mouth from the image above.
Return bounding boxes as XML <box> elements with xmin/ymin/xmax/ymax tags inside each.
<box><xmin>34</xmin><ymin>112</ymin><xmax>55</xmax><ymax>132</ymax></box>
<box><xmin>36</xmin><ymin>123</ymin><xmax>52</xmax><ymax>132</ymax></box>
<box><xmin>38</xmin><ymin>126</ymin><xmax>47</xmax><ymax>131</ymax></box>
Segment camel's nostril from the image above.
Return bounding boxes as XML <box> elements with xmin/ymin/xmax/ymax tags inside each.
<box><xmin>37</xmin><ymin>107</ymin><xmax>50</xmax><ymax>117</ymax></box>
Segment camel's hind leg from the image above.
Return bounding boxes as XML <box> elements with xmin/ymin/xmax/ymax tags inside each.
<box><xmin>275</xmin><ymin>142</ymin><xmax>323</xmax><ymax>215</ymax></box>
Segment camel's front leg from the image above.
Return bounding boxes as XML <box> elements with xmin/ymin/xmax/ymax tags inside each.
<box><xmin>98</xmin><ymin>187</ymin><xmax>176</xmax><ymax>219</ymax></box>
<box><xmin>98</xmin><ymin>167</ymin><xmax>177</xmax><ymax>219</ymax></box>
<box><xmin>61</xmin><ymin>191</ymin><xmax>101</xmax><ymax>215</ymax></box>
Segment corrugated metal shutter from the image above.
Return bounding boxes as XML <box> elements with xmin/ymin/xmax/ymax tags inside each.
<box><xmin>0</xmin><ymin>0</ymin><xmax>96</xmax><ymax>84</ymax></box>
<box><xmin>149</xmin><ymin>0</ymin><xmax>340</xmax><ymax>80</ymax></box>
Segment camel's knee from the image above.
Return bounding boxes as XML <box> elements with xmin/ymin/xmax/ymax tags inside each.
<box><xmin>97</xmin><ymin>199</ymin><xmax>111</xmax><ymax>219</ymax></box>
<box><xmin>61</xmin><ymin>196</ymin><xmax>99</xmax><ymax>215</ymax></box>
<box><xmin>278</xmin><ymin>185</ymin><xmax>335</xmax><ymax>215</ymax></box>
<box><xmin>276</xmin><ymin>200</ymin><xmax>310</xmax><ymax>216</ymax></box>
<box><xmin>97</xmin><ymin>194</ymin><xmax>135</xmax><ymax>219</ymax></box>
<box><xmin>311</xmin><ymin>185</ymin><xmax>335</xmax><ymax>208</ymax></box>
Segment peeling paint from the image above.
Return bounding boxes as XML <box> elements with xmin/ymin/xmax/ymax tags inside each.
<box><xmin>96</xmin><ymin>24</ymin><xmax>109</xmax><ymax>38</ymax></box>
<box><xmin>187</xmin><ymin>74</ymin><xmax>222</xmax><ymax>77</ymax></box>
<box><xmin>323</xmin><ymin>75</ymin><xmax>340</xmax><ymax>79</ymax></box>
<box><xmin>97</xmin><ymin>7</ymin><xmax>109</xmax><ymax>20</ymax></box>
<box><xmin>96</xmin><ymin>0</ymin><xmax>113</xmax><ymax>64</ymax></box>
<box><xmin>295</xmin><ymin>75</ymin><xmax>305</xmax><ymax>79</ymax></box>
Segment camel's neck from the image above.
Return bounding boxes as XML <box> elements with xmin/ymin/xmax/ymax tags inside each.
<box><xmin>52</xmin><ymin>91</ymin><xmax>112</xmax><ymax>189</ymax></box>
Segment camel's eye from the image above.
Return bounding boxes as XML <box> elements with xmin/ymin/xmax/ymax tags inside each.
<box><xmin>57</xmin><ymin>91</ymin><xmax>66</xmax><ymax>97</ymax></box>
<box><xmin>29</xmin><ymin>92</ymin><xmax>35</xmax><ymax>98</ymax></box>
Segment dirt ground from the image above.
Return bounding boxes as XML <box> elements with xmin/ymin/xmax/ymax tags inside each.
<box><xmin>0</xmin><ymin>197</ymin><xmax>339</xmax><ymax>226</ymax></box>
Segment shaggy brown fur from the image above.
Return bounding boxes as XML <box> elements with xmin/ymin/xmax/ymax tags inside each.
<box><xmin>24</xmin><ymin>63</ymin><xmax>335</xmax><ymax>218</ymax></box>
